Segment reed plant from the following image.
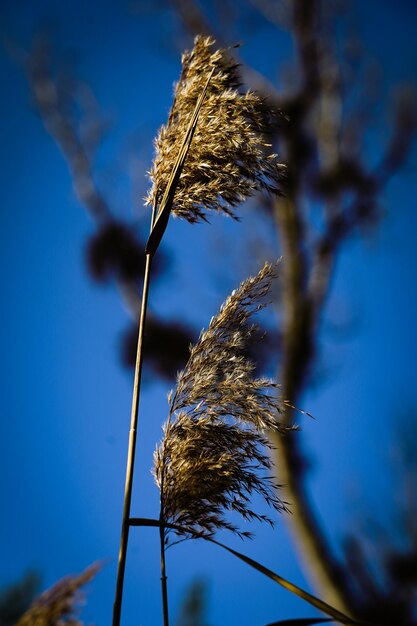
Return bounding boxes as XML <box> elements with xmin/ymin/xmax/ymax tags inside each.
<box><xmin>110</xmin><ymin>34</ymin><xmax>368</xmax><ymax>626</ymax></box>
<box><xmin>14</xmin><ymin>34</ymin><xmax>371</xmax><ymax>626</ymax></box>
<box><xmin>106</xmin><ymin>34</ymin><xmax>373</xmax><ymax>626</ymax></box>
<box><xmin>112</xmin><ymin>34</ymin><xmax>285</xmax><ymax>626</ymax></box>
<box><xmin>153</xmin><ymin>261</ymin><xmax>290</xmax><ymax>544</ymax></box>
<box><xmin>15</xmin><ymin>565</ymin><xmax>99</xmax><ymax>626</ymax></box>
<box><xmin>153</xmin><ymin>261</ymin><xmax>289</xmax><ymax>622</ymax></box>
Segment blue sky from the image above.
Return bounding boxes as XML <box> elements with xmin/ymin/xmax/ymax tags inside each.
<box><xmin>1</xmin><ymin>1</ymin><xmax>417</xmax><ymax>625</ymax></box>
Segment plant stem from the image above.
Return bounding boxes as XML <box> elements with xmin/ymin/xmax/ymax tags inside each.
<box><xmin>158</xmin><ymin>428</ymin><xmax>170</xmax><ymax>626</ymax></box>
<box><xmin>112</xmin><ymin>210</ymin><xmax>156</xmax><ymax>626</ymax></box>
<box><xmin>159</xmin><ymin>520</ymin><xmax>169</xmax><ymax>626</ymax></box>
<box><xmin>112</xmin><ymin>71</ymin><xmax>211</xmax><ymax>626</ymax></box>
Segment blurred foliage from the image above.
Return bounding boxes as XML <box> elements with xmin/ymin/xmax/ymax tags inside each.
<box><xmin>342</xmin><ymin>412</ymin><xmax>417</xmax><ymax>624</ymax></box>
<box><xmin>86</xmin><ymin>220</ymin><xmax>167</xmax><ymax>284</ymax></box>
<box><xmin>0</xmin><ymin>571</ymin><xmax>40</xmax><ymax>626</ymax></box>
<box><xmin>175</xmin><ymin>579</ymin><xmax>211</xmax><ymax>626</ymax></box>
<box><xmin>121</xmin><ymin>316</ymin><xmax>195</xmax><ymax>380</ymax></box>
<box><xmin>86</xmin><ymin>221</ymin><xmax>147</xmax><ymax>283</ymax></box>
<box><xmin>15</xmin><ymin>564</ymin><xmax>98</xmax><ymax>626</ymax></box>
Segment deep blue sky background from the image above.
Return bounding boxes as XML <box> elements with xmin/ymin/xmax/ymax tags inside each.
<box><xmin>1</xmin><ymin>1</ymin><xmax>417</xmax><ymax>625</ymax></box>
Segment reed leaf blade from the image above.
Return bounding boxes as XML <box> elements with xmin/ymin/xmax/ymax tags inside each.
<box><xmin>266</xmin><ymin>617</ymin><xmax>370</xmax><ymax>626</ymax></box>
<box><xmin>267</xmin><ymin>617</ymin><xmax>336</xmax><ymax>626</ymax></box>
<box><xmin>130</xmin><ymin>518</ymin><xmax>368</xmax><ymax>625</ymax></box>
<box><xmin>207</xmin><ymin>539</ymin><xmax>361</xmax><ymax>625</ymax></box>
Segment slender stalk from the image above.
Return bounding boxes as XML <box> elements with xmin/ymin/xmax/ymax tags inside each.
<box><xmin>158</xmin><ymin>420</ymin><xmax>170</xmax><ymax>626</ymax></box>
<box><xmin>112</xmin><ymin>70</ymin><xmax>213</xmax><ymax>626</ymax></box>
<box><xmin>112</xmin><ymin>209</ymin><xmax>156</xmax><ymax>626</ymax></box>
<box><xmin>159</xmin><ymin>520</ymin><xmax>169</xmax><ymax>626</ymax></box>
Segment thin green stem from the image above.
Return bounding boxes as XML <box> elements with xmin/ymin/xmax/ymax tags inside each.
<box><xmin>112</xmin><ymin>210</ymin><xmax>156</xmax><ymax>626</ymax></box>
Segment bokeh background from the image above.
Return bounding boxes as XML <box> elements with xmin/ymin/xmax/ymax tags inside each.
<box><xmin>1</xmin><ymin>1</ymin><xmax>417</xmax><ymax>624</ymax></box>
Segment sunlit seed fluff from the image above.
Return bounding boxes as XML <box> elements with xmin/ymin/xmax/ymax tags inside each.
<box><xmin>16</xmin><ymin>564</ymin><xmax>99</xmax><ymax>626</ymax></box>
<box><xmin>146</xmin><ymin>36</ymin><xmax>285</xmax><ymax>223</ymax></box>
<box><xmin>153</xmin><ymin>262</ymin><xmax>292</xmax><ymax>543</ymax></box>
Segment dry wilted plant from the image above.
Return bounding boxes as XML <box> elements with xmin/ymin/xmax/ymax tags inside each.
<box><xmin>16</xmin><ymin>564</ymin><xmax>99</xmax><ymax>626</ymax></box>
<box><xmin>154</xmin><ymin>261</ymin><xmax>292</xmax><ymax>543</ymax></box>
<box><xmin>145</xmin><ymin>35</ymin><xmax>285</xmax><ymax>223</ymax></box>
<box><xmin>114</xmin><ymin>36</ymin><xmax>286</xmax><ymax>626</ymax></box>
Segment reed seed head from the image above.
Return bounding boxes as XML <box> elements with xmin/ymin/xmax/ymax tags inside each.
<box><xmin>16</xmin><ymin>564</ymin><xmax>98</xmax><ymax>626</ymax></box>
<box><xmin>153</xmin><ymin>262</ymin><xmax>292</xmax><ymax>542</ymax></box>
<box><xmin>146</xmin><ymin>36</ymin><xmax>285</xmax><ymax>223</ymax></box>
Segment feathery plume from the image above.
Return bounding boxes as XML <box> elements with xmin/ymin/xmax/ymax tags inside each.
<box><xmin>146</xmin><ymin>36</ymin><xmax>285</xmax><ymax>223</ymax></box>
<box><xmin>16</xmin><ymin>564</ymin><xmax>99</xmax><ymax>626</ymax></box>
<box><xmin>153</xmin><ymin>262</ymin><xmax>292</xmax><ymax>542</ymax></box>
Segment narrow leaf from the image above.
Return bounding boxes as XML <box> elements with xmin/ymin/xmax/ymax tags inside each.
<box><xmin>145</xmin><ymin>67</ymin><xmax>215</xmax><ymax>257</ymax></box>
<box><xmin>129</xmin><ymin>518</ymin><xmax>368</xmax><ymax>625</ymax></box>
<box><xmin>267</xmin><ymin>617</ymin><xmax>334</xmax><ymax>626</ymax></box>
<box><xmin>207</xmin><ymin>539</ymin><xmax>358</xmax><ymax>625</ymax></box>
<box><xmin>265</xmin><ymin>620</ymin><xmax>375</xmax><ymax>626</ymax></box>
